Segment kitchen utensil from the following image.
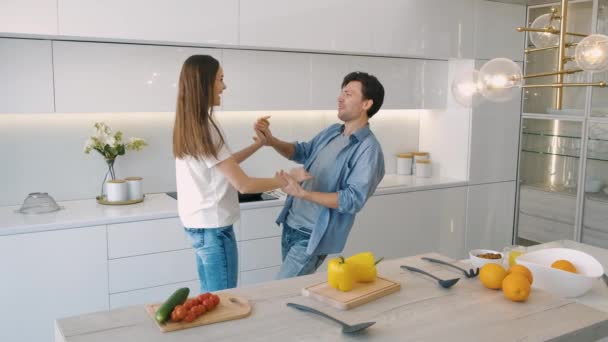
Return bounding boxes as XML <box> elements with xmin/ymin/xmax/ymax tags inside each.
<box><xmin>145</xmin><ymin>293</ymin><xmax>251</xmax><ymax>332</ymax></box>
<box><xmin>517</xmin><ymin>248</ymin><xmax>604</xmax><ymax>298</ymax></box>
<box><xmin>421</xmin><ymin>257</ymin><xmax>479</xmax><ymax>278</ymax></box>
<box><xmin>286</xmin><ymin>302</ymin><xmax>375</xmax><ymax>334</ymax></box>
<box><xmin>16</xmin><ymin>192</ymin><xmax>62</xmax><ymax>214</ymax></box>
<box><xmin>469</xmin><ymin>249</ymin><xmax>504</xmax><ymax>268</ymax></box>
<box><xmin>302</xmin><ymin>276</ymin><xmax>400</xmax><ymax>310</ymax></box>
<box><xmin>400</xmin><ymin>265</ymin><xmax>460</xmax><ymax>288</ymax></box>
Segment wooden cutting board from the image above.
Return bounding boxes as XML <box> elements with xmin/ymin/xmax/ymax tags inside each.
<box><xmin>145</xmin><ymin>293</ymin><xmax>251</xmax><ymax>332</ymax></box>
<box><xmin>302</xmin><ymin>276</ymin><xmax>401</xmax><ymax>310</ymax></box>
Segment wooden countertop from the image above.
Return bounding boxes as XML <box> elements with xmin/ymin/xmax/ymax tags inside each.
<box><xmin>55</xmin><ymin>245</ymin><xmax>608</xmax><ymax>342</ymax></box>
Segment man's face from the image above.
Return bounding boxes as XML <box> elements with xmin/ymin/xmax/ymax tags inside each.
<box><xmin>337</xmin><ymin>81</ymin><xmax>371</xmax><ymax>122</ymax></box>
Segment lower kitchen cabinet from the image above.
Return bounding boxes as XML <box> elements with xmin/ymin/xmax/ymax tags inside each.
<box><xmin>109</xmin><ymin>280</ymin><xmax>201</xmax><ymax>309</ymax></box>
<box><xmin>0</xmin><ymin>226</ymin><xmax>108</xmax><ymax>342</ymax></box>
<box><xmin>343</xmin><ymin>187</ymin><xmax>468</xmax><ymax>260</ymax></box>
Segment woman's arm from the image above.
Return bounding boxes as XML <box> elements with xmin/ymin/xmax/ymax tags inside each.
<box><xmin>232</xmin><ymin>140</ymin><xmax>263</xmax><ymax>164</ymax></box>
<box><xmin>216</xmin><ymin>157</ymin><xmax>287</xmax><ymax>194</ymax></box>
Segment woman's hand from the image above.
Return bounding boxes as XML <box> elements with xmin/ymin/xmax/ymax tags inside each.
<box><xmin>288</xmin><ymin>167</ymin><xmax>313</xmax><ymax>183</ymax></box>
<box><xmin>253</xmin><ymin>116</ymin><xmax>273</xmax><ymax>146</ymax></box>
<box><xmin>279</xmin><ymin>171</ymin><xmax>306</xmax><ymax>198</ymax></box>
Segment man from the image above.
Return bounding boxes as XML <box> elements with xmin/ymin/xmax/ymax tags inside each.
<box><xmin>255</xmin><ymin>71</ymin><xmax>385</xmax><ymax>279</ymax></box>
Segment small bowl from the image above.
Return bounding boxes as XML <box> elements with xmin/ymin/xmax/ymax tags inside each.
<box><xmin>16</xmin><ymin>192</ymin><xmax>62</xmax><ymax>215</ymax></box>
<box><xmin>517</xmin><ymin>248</ymin><xmax>604</xmax><ymax>298</ymax></box>
<box><xmin>469</xmin><ymin>249</ymin><xmax>504</xmax><ymax>268</ymax></box>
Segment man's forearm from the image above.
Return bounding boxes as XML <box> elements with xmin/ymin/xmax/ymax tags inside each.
<box><xmin>300</xmin><ymin>191</ymin><xmax>339</xmax><ymax>209</ymax></box>
<box><xmin>269</xmin><ymin>137</ymin><xmax>296</xmax><ymax>160</ymax></box>
<box><xmin>232</xmin><ymin>142</ymin><xmax>262</xmax><ymax>164</ymax></box>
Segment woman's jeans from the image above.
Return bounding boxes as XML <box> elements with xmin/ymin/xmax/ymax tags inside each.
<box><xmin>184</xmin><ymin>226</ymin><xmax>238</xmax><ymax>292</ymax></box>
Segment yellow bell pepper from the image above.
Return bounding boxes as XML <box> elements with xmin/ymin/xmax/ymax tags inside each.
<box><xmin>327</xmin><ymin>256</ymin><xmax>354</xmax><ymax>292</ymax></box>
<box><xmin>345</xmin><ymin>252</ymin><xmax>384</xmax><ymax>282</ymax></box>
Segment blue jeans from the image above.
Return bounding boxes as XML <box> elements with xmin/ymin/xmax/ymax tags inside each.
<box><xmin>276</xmin><ymin>223</ymin><xmax>327</xmax><ymax>279</ymax></box>
<box><xmin>184</xmin><ymin>226</ymin><xmax>238</xmax><ymax>292</ymax></box>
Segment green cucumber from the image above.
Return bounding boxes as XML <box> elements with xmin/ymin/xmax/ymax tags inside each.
<box><xmin>155</xmin><ymin>287</ymin><xmax>190</xmax><ymax>324</ymax></box>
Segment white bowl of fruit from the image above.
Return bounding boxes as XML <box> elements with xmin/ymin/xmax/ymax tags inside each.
<box><xmin>516</xmin><ymin>248</ymin><xmax>604</xmax><ymax>298</ymax></box>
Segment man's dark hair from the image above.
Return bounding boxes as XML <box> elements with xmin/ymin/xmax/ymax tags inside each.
<box><xmin>341</xmin><ymin>71</ymin><xmax>385</xmax><ymax>118</ymax></box>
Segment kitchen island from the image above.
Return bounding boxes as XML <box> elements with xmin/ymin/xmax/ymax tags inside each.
<box><xmin>55</xmin><ymin>241</ymin><xmax>608</xmax><ymax>342</ymax></box>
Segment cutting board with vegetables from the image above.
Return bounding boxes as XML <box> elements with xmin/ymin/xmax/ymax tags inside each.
<box><xmin>145</xmin><ymin>292</ymin><xmax>251</xmax><ymax>332</ymax></box>
<box><xmin>302</xmin><ymin>276</ymin><xmax>401</xmax><ymax>310</ymax></box>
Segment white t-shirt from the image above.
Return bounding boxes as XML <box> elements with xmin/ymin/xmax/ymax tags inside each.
<box><xmin>175</xmin><ymin>137</ymin><xmax>239</xmax><ymax>228</ymax></box>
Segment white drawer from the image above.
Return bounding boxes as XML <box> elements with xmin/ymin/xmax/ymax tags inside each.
<box><xmin>109</xmin><ymin>249</ymin><xmax>197</xmax><ymax>293</ymax></box>
<box><xmin>110</xmin><ymin>280</ymin><xmax>200</xmax><ymax>309</ymax></box>
<box><xmin>240</xmin><ymin>266</ymin><xmax>281</xmax><ymax>287</ymax></box>
<box><xmin>240</xmin><ymin>206</ymin><xmax>282</xmax><ymax>241</ymax></box>
<box><xmin>238</xmin><ymin>236</ymin><xmax>282</xmax><ymax>271</ymax></box>
<box><xmin>108</xmin><ymin>218</ymin><xmax>190</xmax><ymax>259</ymax></box>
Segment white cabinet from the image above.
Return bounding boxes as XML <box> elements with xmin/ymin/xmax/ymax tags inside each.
<box><xmin>107</xmin><ymin>218</ymin><xmax>189</xmax><ymax>259</ymax></box>
<box><xmin>239</xmin><ymin>236</ymin><xmax>282</xmax><ymax>271</ymax></box>
<box><xmin>466</xmin><ymin>182</ymin><xmax>516</xmax><ymax>252</ymax></box>
<box><xmin>221</xmin><ymin>49</ymin><xmax>311</xmax><ymax>111</ymax></box>
<box><xmin>468</xmin><ymin>59</ymin><xmax>521</xmax><ymax>185</ymax></box>
<box><xmin>110</xmin><ymin>280</ymin><xmax>200</xmax><ymax>309</ymax></box>
<box><xmin>310</xmin><ymin>54</ymin><xmax>351</xmax><ymax>109</ymax></box>
<box><xmin>473</xmin><ymin>0</ymin><xmax>526</xmax><ymax>62</ymax></box>
<box><xmin>350</xmin><ymin>56</ymin><xmax>447</xmax><ymax>109</ymax></box>
<box><xmin>239</xmin><ymin>0</ymin><xmax>475</xmax><ymax>59</ymax></box>
<box><xmin>344</xmin><ymin>187</ymin><xmax>468</xmax><ymax>260</ymax></box>
<box><xmin>0</xmin><ymin>0</ymin><xmax>57</xmax><ymax>35</ymax></box>
<box><xmin>0</xmin><ymin>226</ymin><xmax>108</xmax><ymax>342</ymax></box>
<box><xmin>369</xmin><ymin>0</ymin><xmax>475</xmax><ymax>59</ymax></box>
<box><xmin>239</xmin><ymin>0</ymin><xmax>373</xmax><ymax>54</ymax></box>
<box><xmin>0</xmin><ymin>38</ymin><xmax>55</xmax><ymax>113</ymax></box>
<box><xmin>239</xmin><ymin>206</ymin><xmax>283</xmax><ymax>241</ymax></box>
<box><xmin>52</xmin><ymin>41</ymin><xmax>220</xmax><ymax>112</ymax></box>
<box><xmin>57</xmin><ymin>0</ymin><xmax>238</xmax><ymax>45</ymax></box>
<box><xmin>240</xmin><ymin>266</ymin><xmax>282</xmax><ymax>287</ymax></box>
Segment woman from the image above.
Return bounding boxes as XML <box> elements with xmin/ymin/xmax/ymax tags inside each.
<box><xmin>173</xmin><ymin>55</ymin><xmax>307</xmax><ymax>292</ymax></box>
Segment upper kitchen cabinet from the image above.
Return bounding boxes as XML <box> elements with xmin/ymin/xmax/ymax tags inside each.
<box><xmin>0</xmin><ymin>38</ymin><xmax>54</xmax><ymax>113</ymax></box>
<box><xmin>221</xmin><ymin>50</ymin><xmax>311</xmax><ymax>111</ymax></box>
<box><xmin>369</xmin><ymin>0</ymin><xmax>475</xmax><ymax>59</ymax></box>
<box><xmin>0</xmin><ymin>0</ymin><xmax>57</xmax><ymax>35</ymax></box>
<box><xmin>310</xmin><ymin>54</ymin><xmax>351</xmax><ymax>109</ymax></box>
<box><xmin>350</xmin><ymin>56</ymin><xmax>447</xmax><ymax>109</ymax></box>
<box><xmin>53</xmin><ymin>41</ymin><xmax>220</xmax><ymax>112</ymax></box>
<box><xmin>240</xmin><ymin>0</ymin><xmax>373</xmax><ymax>54</ymax></box>
<box><xmin>57</xmin><ymin>0</ymin><xmax>238</xmax><ymax>45</ymax></box>
<box><xmin>240</xmin><ymin>0</ymin><xmax>475</xmax><ymax>59</ymax></box>
<box><xmin>473</xmin><ymin>0</ymin><xmax>526</xmax><ymax>61</ymax></box>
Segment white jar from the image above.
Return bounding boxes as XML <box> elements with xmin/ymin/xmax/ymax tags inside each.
<box><xmin>412</xmin><ymin>152</ymin><xmax>430</xmax><ymax>175</ymax></box>
<box><xmin>125</xmin><ymin>177</ymin><xmax>144</xmax><ymax>200</ymax></box>
<box><xmin>415</xmin><ymin>159</ymin><xmax>432</xmax><ymax>178</ymax></box>
<box><xmin>105</xmin><ymin>179</ymin><xmax>128</xmax><ymax>202</ymax></box>
<box><xmin>396</xmin><ymin>153</ymin><xmax>413</xmax><ymax>175</ymax></box>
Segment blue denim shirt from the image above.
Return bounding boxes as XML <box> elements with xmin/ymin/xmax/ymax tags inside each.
<box><xmin>276</xmin><ymin>123</ymin><xmax>385</xmax><ymax>255</ymax></box>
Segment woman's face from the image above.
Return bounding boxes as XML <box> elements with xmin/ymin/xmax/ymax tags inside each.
<box><xmin>212</xmin><ymin>66</ymin><xmax>226</xmax><ymax>106</ymax></box>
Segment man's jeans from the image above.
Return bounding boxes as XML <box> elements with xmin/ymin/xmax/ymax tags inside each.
<box><xmin>184</xmin><ymin>226</ymin><xmax>238</xmax><ymax>292</ymax></box>
<box><xmin>276</xmin><ymin>223</ymin><xmax>327</xmax><ymax>279</ymax></box>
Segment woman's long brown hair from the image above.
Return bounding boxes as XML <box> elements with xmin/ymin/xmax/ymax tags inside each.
<box><xmin>173</xmin><ymin>55</ymin><xmax>225</xmax><ymax>160</ymax></box>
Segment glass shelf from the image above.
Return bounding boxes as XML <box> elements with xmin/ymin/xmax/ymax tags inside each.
<box><xmin>522</xmin><ymin>149</ymin><xmax>608</xmax><ymax>162</ymax></box>
<box><xmin>522</xmin><ymin>131</ymin><xmax>608</xmax><ymax>143</ymax></box>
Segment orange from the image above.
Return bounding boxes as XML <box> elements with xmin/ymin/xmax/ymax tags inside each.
<box><xmin>507</xmin><ymin>264</ymin><xmax>533</xmax><ymax>285</ymax></box>
<box><xmin>502</xmin><ymin>273</ymin><xmax>531</xmax><ymax>302</ymax></box>
<box><xmin>551</xmin><ymin>260</ymin><xmax>577</xmax><ymax>273</ymax></box>
<box><xmin>479</xmin><ymin>263</ymin><xmax>507</xmax><ymax>290</ymax></box>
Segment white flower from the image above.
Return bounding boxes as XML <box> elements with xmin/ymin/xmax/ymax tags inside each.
<box><xmin>83</xmin><ymin>138</ymin><xmax>95</xmax><ymax>153</ymax></box>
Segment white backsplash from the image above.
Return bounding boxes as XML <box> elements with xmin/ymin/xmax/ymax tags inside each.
<box><xmin>0</xmin><ymin>109</ymin><xmax>420</xmax><ymax>206</ymax></box>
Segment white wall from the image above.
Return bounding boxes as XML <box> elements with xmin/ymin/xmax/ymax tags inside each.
<box><xmin>0</xmin><ymin>110</ymin><xmax>419</xmax><ymax>207</ymax></box>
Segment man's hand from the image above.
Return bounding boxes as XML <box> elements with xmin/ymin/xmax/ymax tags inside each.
<box><xmin>279</xmin><ymin>171</ymin><xmax>306</xmax><ymax>198</ymax></box>
<box><xmin>254</xmin><ymin>116</ymin><xmax>274</xmax><ymax>146</ymax></box>
<box><xmin>288</xmin><ymin>167</ymin><xmax>313</xmax><ymax>183</ymax></box>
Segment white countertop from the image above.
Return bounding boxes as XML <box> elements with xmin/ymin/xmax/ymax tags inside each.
<box><xmin>0</xmin><ymin>175</ymin><xmax>466</xmax><ymax>236</ymax></box>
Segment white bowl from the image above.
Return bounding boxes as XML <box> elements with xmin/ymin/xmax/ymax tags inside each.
<box><xmin>517</xmin><ymin>248</ymin><xmax>604</xmax><ymax>298</ymax></box>
<box><xmin>469</xmin><ymin>249</ymin><xmax>504</xmax><ymax>269</ymax></box>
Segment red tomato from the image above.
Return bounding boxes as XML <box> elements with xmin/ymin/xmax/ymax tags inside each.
<box><xmin>174</xmin><ymin>306</ymin><xmax>187</xmax><ymax>320</ymax></box>
<box><xmin>211</xmin><ymin>294</ymin><xmax>220</xmax><ymax>306</ymax></box>
<box><xmin>183</xmin><ymin>313</ymin><xmax>196</xmax><ymax>323</ymax></box>
<box><xmin>171</xmin><ymin>310</ymin><xmax>180</xmax><ymax>322</ymax></box>
<box><xmin>202</xmin><ymin>299</ymin><xmax>214</xmax><ymax>311</ymax></box>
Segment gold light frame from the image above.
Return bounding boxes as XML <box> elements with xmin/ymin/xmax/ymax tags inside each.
<box><xmin>517</xmin><ymin>0</ymin><xmax>607</xmax><ymax>109</ymax></box>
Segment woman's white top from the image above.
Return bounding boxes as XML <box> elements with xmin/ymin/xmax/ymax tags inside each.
<box><xmin>175</xmin><ymin>132</ymin><xmax>239</xmax><ymax>228</ymax></box>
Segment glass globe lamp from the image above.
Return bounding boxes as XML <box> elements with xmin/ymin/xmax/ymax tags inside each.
<box><xmin>529</xmin><ymin>13</ymin><xmax>560</xmax><ymax>48</ymax></box>
<box><xmin>575</xmin><ymin>34</ymin><xmax>608</xmax><ymax>72</ymax></box>
<box><xmin>478</xmin><ymin>58</ymin><xmax>523</xmax><ymax>102</ymax></box>
<box><xmin>450</xmin><ymin>70</ymin><xmax>484</xmax><ymax>107</ymax></box>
